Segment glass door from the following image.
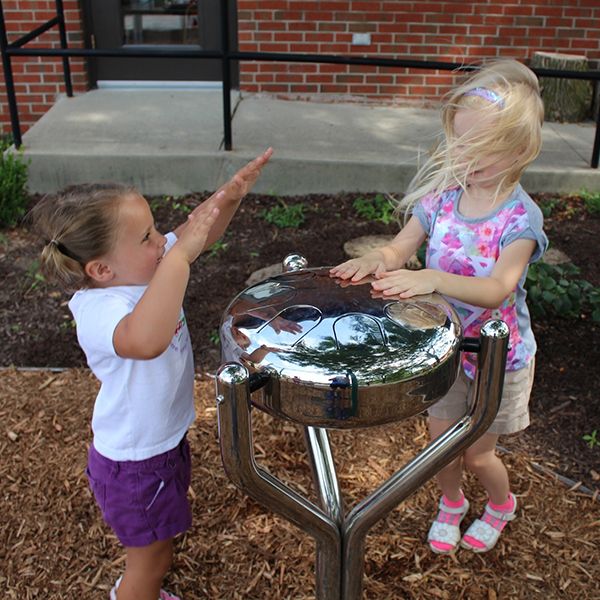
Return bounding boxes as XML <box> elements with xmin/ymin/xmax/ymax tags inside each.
<box><xmin>82</xmin><ymin>0</ymin><xmax>237</xmax><ymax>84</ymax></box>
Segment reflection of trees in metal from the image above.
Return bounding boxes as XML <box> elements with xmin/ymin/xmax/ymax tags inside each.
<box><xmin>268</xmin><ymin>330</ymin><xmax>453</xmax><ymax>386</ymax></box>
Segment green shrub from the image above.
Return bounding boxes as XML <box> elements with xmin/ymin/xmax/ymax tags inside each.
<box><xmin>261</xmin><ymin>199</ymin><xmax>305</xmax><ymax>228</ymax></box>
<box><xmin>0</xmin><ymin>137</ymin><xmax>29</xmax><ymax>228</ymax></box>
<box><xmin>579</xmin><ymin>189</ymin><xmax>600</xmax><ymax>216</ymax></box>
<box><xmin>353</xmin><ymin>193</ymin><xmax>396</xmax><ymax>224</ymax></box>
<box><xmin>526</xmin><ymin>261</ymin><xmax>600</xmax><ymax>322</ymax></box>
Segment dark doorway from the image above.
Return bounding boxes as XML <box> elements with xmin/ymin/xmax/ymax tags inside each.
<box><xmin>82</xmin><ymin>0</ymin><xmax>238</xmax><ymax>85</ymax></box>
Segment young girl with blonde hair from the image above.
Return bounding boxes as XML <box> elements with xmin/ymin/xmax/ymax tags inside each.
<box><xmin>31</xmin><ymin>149</ymin><xmax>272</xmax><ymax>599</ymax></box>
<box><xmin>331</xmin><ymin>59</ymin><xmax>547</xmax><ymax>553</ymax></box>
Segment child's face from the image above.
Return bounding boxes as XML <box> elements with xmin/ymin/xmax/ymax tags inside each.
<box><xmin>104</xmin><ymin>193</ymin><xmax>167</xmax><ymax>286</ymax></box>
<box><xmin>451</xmin><ymin>107</ymin><xmax>515</xmax><ymax>189</ymax></box>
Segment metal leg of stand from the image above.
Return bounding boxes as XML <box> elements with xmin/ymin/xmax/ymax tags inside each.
<box><xmin>304</xmin><ymin>426</ymin><xmax>344</xmax><ymax>526</ymax></box>
<box><xmin>216</xmin><ymin>363</ymin><xmax>343</xmax><ymax>600</ymax></box>
<box><xmin>341</xmin><ymin>319</ymin><xmax>510</xmax><ymax>599</ymax></box>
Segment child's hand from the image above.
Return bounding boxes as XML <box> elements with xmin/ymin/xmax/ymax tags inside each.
<box><xmin>221</xmin><ymin>147</ymin><xmax>273</xmax><ymax>203</ymax></box>
<box><xmin>330</xmin><ymin>253</ymin><xmax>387</xmax><ymax>282</ymax></box>
<box><xmin>174</xmin><ymin>207</ymin><xmax>220</xmax><ymax>264</ymax></box>
<box><xmin>371</xmin><ymin>268</ymin><xmax>439</xmax><ymax>298</ymax></box>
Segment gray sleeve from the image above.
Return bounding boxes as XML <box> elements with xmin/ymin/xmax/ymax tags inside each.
<box><xmin>412</xmin><ymin>201</ymin><xmax>431</xmax><ymax>235</ymax></box>
<box><xmin>500</xmin><ymin>193</ymin><xmax>548</xmax><ymax>264</ymax></box>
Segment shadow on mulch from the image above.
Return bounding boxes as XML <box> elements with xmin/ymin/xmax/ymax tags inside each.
<box><xmin>2</xmin><ymin>369</ymin><xmax>598</xmax><ymax>600</ymax></box>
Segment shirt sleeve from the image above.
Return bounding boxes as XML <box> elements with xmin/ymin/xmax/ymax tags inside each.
<box><xmin>164</xmin><ymin>231</ymin><xmax>177</xmax><ymax>252</ymax></box>
<box><xmin>500</xmin><ymin>195</ymin><xmax>549</xmax><ymax>264</ymax></box>
<box><xmin>75</xmin><ymin>293</ymin><xmax>132</xmax><ymax>357</ymax></box>
<box><xmin>412</xmin><ymin>193</ymin><xmax>439</xmax><ymax>236</ymax></box>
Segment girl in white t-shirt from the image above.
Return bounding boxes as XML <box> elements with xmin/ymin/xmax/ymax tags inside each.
<box><xmin>30</xmin><ymin>148</ymin><xmax>272</xmax><ymax>600</ymax></box>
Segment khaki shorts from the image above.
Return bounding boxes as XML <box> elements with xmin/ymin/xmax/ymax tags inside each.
<box><xmin>427</xmin><ymin>359</ymin><xmax>535</xmax><ymax>435</ymax></box>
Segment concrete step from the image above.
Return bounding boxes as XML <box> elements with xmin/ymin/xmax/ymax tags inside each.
<box><xmin>16</xmin><ymin>89</ymin><xmax>600</xmax><ymax>195</ymax></box>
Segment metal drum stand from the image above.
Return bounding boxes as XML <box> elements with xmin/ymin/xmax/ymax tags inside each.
<box><xmin>216</xmin><ymin>255</ymin><xmax>509</xmax><ymax>599</ymax></box>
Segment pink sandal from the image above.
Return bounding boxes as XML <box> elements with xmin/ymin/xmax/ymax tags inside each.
<box><xmin>460</xmin><ymin>493</ymin><xmax>517</xmax><ymax>553</ymax></box>
<box><xmin>427</xmin><ymin>495</ymin><xmax>470</xmax><ymax>554</ymax></box>
<box><xmin>110</xmin><ymin>576</ymin><xmax>181</xmax><ymax>600</ymax></box>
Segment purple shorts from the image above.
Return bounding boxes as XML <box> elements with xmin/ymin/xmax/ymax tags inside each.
<box><xmin>86</xmin><ymin>436</ymin><xmax>192</xmax><ymax>547</ymax></box>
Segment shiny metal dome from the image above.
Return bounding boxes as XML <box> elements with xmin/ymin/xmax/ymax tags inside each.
<box><xmin>220</xmin><ymin>267</ymin><xmax>462</xmax><ymax>428</ymax></box>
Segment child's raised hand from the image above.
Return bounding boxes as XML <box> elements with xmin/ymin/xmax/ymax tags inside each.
<box><xmin>223</xmin><ymin>147</ymin><xmax>273</xmax><ymax>202</ymax></box>
<box><xmin>175</xmin><ymin>207</ymin><xmax>220</xmax><ymax>264</ymax></box>
<box><xmin>329</xmin><ymin>253</ymin><xmax>387</xmax><ymax>282</ymax></box>
<box><xmin>371</xmin><ymin>268</ymin><xmax>438</xmax><ymax>298</ymax></box>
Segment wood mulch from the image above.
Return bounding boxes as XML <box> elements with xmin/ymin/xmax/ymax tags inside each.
<box><xmin>2</xmin><ymin>368</ymin><xmax>598</xmax><ymax>600</ymax></box>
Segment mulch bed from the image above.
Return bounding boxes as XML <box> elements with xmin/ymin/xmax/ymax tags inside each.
<box><xmin>1</xmin><ymin>191</ymin><xmax>599</xmax><ymax>598</ymax></box>
<box><xmin>2</xmin><ymin>369</ymin><xmax>599</xmax><ymax>599</ymax></box>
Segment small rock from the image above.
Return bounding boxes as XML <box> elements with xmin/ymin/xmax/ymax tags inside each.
<box><xmin>343</xmin><ymin>235</ymin><xmax>421</xmax><ymax>270</ymax></box>
<box><xmin>245</xmin><ymin>263</ymin><xmax>283</xmax><ymax>287</ymax></box>
<box><xmin>7</xmin><ymin>430</ymin><xmax>18</xmax><ymax>442</ymax></box>
<box><xmin>543</xmin><ymin>248</ymin><xmax>571</xmax><ymax>265</ymax></box>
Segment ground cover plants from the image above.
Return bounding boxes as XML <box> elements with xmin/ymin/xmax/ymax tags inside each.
<box><xmin>1</xmin><ymin>189</ymin><xmax>599</xmax><ymax>598</ymax></box>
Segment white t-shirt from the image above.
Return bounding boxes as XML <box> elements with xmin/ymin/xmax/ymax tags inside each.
<box><xmin>69</xmin><ymin>232</ymin><xmax>195</xmax><ymax>461</ymax></box>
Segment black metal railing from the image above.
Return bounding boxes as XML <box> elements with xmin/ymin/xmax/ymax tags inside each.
<box><xmin>1</xmin><ymin>0</ymin><xmax>599</xmax><ymax>167</ymax></box>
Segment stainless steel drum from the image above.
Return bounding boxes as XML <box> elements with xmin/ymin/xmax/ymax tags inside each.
<box><xmin>216</xmin><ymin>255</ymin><xmax>509</xmax><ymax>600</ymax></box>
<box><xmin>220</xmin><ymin>267</ymin><xmax>463</xmax><ymax>428</ymax></box>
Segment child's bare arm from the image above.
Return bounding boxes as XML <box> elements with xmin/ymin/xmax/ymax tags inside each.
<box><xmin>373</xmin><ymin>238</ymin><xmax>536</xmax><ymax>308</ymax></box>
<box><xmin>174</xmin><ymin>148</ymin><xmax>273</xmax><ymax>249</ymax></box>
<box><xmin>113</xmin><ymin>208</ymin><xmax>220</xmax><ymax>359</ymax></box>
<box><xmin>330</xmin><ymin>216</ymin><xmax>427</xmax><ymax>281</ymax></box>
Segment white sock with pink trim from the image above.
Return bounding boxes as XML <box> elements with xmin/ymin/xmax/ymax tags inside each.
<box><xmin>429</xmin><ymin>491</ymin><xmax>467</xmax><ymax>553</ymax></box>
<box><xmin>462</xmin><ymin>493</ymin><xmax>515</xmax><ymax>549</ymax></box>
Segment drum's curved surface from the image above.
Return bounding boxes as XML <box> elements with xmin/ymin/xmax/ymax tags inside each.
<box><xmin>220</xmin><ymin>268</ymin><xmax>463</xmax><ymax>428</ymax></box>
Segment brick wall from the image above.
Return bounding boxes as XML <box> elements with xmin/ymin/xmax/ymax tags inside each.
<box><xmin>1</xmin><ymin>1</ymin><xmax>599</xmax><ymax>136</ymax></box>
<box><xmin>238</xmin><ymin>0</ymin><xmax>600</xmax><ymax>105</ymax></box>
<box><xmin>0</xmin><ymin>0</ymin><xmax>87</xmax><ymax>136</ymax></box>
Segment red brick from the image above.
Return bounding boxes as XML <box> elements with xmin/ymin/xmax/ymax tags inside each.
<box><xmin>321</xmin><ymin>84</ymin><xmax>348</xmax><ymax>93</ymax></box>
<box><xmin>289</xmin><ymin>84</ymin><xmax>318</xmax><ymax>92</ymax></box>
<box><xmin>261</xmin><ymin>84</ymin><xmax>290</xmax><ymax>92</ymax></box>
<box><xmin>318</xmin><ymin>22</ymin><xmax>347</xmax><ymax>32</ymax></box>
<box><xmin>277</xmin><ymin>73</ymin><xmax>304</xmax><ymax>83</ymax></box>
<box><xmin>305</xmin><ymin>33</ymin><xmax>336</xmax><ymax>42</ymax></box>
<box><xmin>319</xmin><ymin>64</ymin><xmax>349</xmax><ymax>73</ymax></box>
<box><xmin>564</xmin><ymin>8</ymin><xmax>593</xmax><ymax>18</ymax></box>
<box><xmin>258</xmin><ymin>21</ymin><xmax>287</xmax><ymax>31</ymax></box>
<box><xmin>289</xmin><ymin>21</ymin><xmax>317</xmax><ymax>31</ymax></box>
<box><xmin>504</xmin><ymin>5</ymin><xmax>534</xmax><ymax>16</ymax></box>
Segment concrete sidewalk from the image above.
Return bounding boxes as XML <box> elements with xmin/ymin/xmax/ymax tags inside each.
<box><xmin>20</xmin><ymin>89</ymin><xmax>600</xmax><ymax>195</ymax></box>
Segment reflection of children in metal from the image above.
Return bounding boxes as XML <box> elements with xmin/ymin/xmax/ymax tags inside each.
<box><xmin>31</xmin><ymin>149</ymin><xmax>272</xmax><ymax>600</ymax></box>
<box><xmin>332</xmin><ymin>60</ymin><xmax>548</xmax><ymax>554</ymax></box>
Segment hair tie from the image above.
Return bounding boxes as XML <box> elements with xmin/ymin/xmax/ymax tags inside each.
<box><xmin>463</xmin><ymin>87</ymin><xmax>505</xmax><ymax>108</ymax></box>
<box><xmin>45</xmin><ymin>238</ymin><xmax>81</xmax><ymax>262</ymax></box>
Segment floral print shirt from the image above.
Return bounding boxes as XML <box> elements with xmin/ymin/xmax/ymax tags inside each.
<box><xmin>414</xmin><ymin>185</ymin><xmax>548</xmax><ymax>379</ymax></box>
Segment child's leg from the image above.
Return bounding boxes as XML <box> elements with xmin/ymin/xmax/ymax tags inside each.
<box><xmin>461</xmin><ymin>432</ymin><xmax>516</xmax><ymax>551</ymax></box>
<box><xmin>116</xmin><ymin>538</ymin><xmax>173</xmax><ymax>600</ymax></box>
<box><xmin>462</xmin><ymin>431</ymin><xmax>509</xmax><ymax>504</ymax></box>
<box><xmin>428</xmin><ymin>416</ymin><xmax>464</xmax><ymax>501</ymax></box>
<box><xmin>426</xmin><ymin>416</ymin><xmax>470</xmax><ymax>553</ymax></box>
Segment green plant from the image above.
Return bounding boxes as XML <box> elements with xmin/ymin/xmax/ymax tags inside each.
<box><xmin>579</xmin><ymin>189</ymin><xmax>600</xmax><ymax>216</ymax></box>
<box><xmin>583</xmin><ymin>430</ymin><xmax>598</xmax><ymax>449</ymax></box>
<box><xmin>525</xmin><ymin>261</ymin><xmax>600</xmax><ymax>322</ymax></box>
<box><xmin>353</xmin><ymin>193</ymin><xmax>396</xmax><ymax>224</ymax></box>
<box><xmin>208</xmin><ymin>238</ymin><xmax>228</xmax><ymax>257</ymax></box>
<box><xmin>172</xmin><ymin>199</ymin><xmax>192</xmax><ymax>215</ymax></box>
<box><xmin>0</xmin><ymin>138</ymin><xmax>29</xmax><ymax>227</ymax></box>
<box><xmin>261</xmin><ymin>199</ymin><xmax>306</xmax><ymax>228</ymax></box>
<box><xmin>539</xmin><ymin>197</ymin><xmax>560</xmax><ymax>218</ymax></box>
<box><xmin>209</xmin><ymin>329</ymin><xmax>220</xmax><ymax>346</ymax></box>
<box><xmin>24</xmin><ymin>259</ymin><xmax>45</xmax><ymax>294</ymax></box>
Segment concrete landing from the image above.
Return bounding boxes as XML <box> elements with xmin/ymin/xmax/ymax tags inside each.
<box><xmin>18</xmin><ymin>89</ymin><xmax>600</xmax><ymax>195</ymax></box>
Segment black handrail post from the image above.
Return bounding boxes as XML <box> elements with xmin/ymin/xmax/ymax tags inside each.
<box><xmin>0</xmin><ymin>0</ymin><xmax>22</xmax><ymax>147</ymax></box>
<box><xmin>592</xmin><ymin>114</ymin><xmax>600</xmax><ymax>169</ymax></box>
<box><xmin>220</xmin><ymin>0</ymin><xmax>232</xmax><ymax>151</ymax></box>
<box><xmin>55</xmin><ymin>0</ymin><xmax>73</xmax><ymax>97</ymax></box>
